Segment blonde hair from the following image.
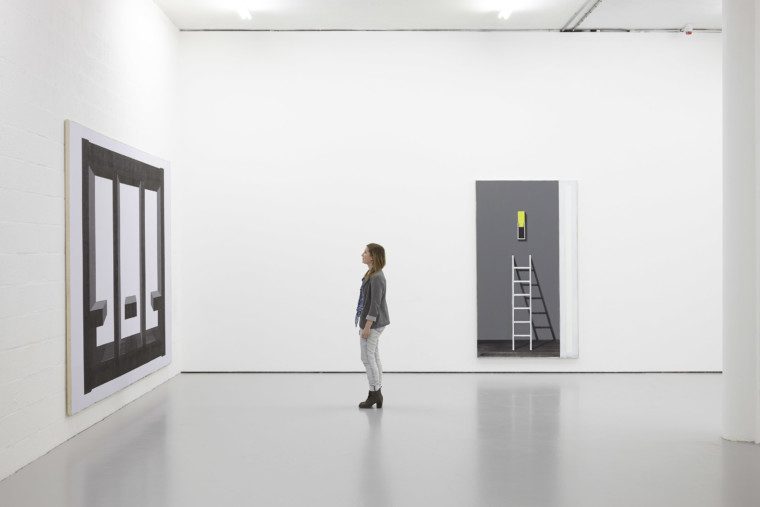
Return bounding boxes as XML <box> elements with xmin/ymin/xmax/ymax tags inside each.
<box><xmin>363</xmin><ymin>243</ymin><xmax>386</xmax><ymax>281</ymax></box>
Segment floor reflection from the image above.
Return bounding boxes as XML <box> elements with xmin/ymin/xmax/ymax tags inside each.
<box><xmin>2</xmin><ymin>374</ymin><xmax>760</xmax><ymax>507</ymax></box>
<box><xmin>360</xmin><ymin>409</ymin><xmax>390</xmax><ymax>507</ymax></box>
<box><xmin>477</xmin><ymin>379</ymin><xmax>561</xmax><ymax>506</ymax></box>
<box><xmin>66</xmin><ymin>393</ymin><xmax>169</xmax><ymax>507</ymax></box>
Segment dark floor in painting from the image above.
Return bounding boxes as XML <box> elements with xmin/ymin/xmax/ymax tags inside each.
<box><xmin>478</xmin><ymin>339</ymin><xmax>560</xmax><ymax>357</ymax></box>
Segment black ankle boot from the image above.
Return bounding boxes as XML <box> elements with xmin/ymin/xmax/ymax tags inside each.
<box><xmin>358</xmin><ymin>391</ymin><xmax>373</xmax><ymax>408</ymax></box>
<box><xmin>359</xmin><ymin>389</ymin><xmax>383</xmax><ymax>409</ymax></box>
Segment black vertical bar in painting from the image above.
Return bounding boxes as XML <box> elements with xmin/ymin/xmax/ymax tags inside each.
<box><xmin>158</xmin><ymin>180</ymin><xmax>165</xmax><ymax>355</ymax></box>
<box><xmin>83</xmin><ymin>141</ymin><xmax>121</xmax><ymax>392</ymax></box>
<box><xmin>140</xmin><ymin>182</ymin><xmax>146</xmax><ymax>343</ymax></box>
<box><xmin>82</xmin><ymin>140</ymin><xmax>95</xmax><ymax>393</ymax></box>
<box><xmin>143</xmin><ymin>166</ymin><xmax>165</xmax><ymax>351</ymax></box>
<box><xmin>113</xmin><ymin>171</ymin><xmax>122</xmax><ymax>368</ymax></box>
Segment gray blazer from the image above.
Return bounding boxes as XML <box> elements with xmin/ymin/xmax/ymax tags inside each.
<box><xmin>359</xmin><ymin>271</ymin><xmax>390</xmax><ymax>329</ymax></box>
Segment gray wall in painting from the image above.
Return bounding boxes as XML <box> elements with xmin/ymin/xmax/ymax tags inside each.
<box><xmin>476</xmin><ymin>181</ymin><xmax>560</xmax><ymax>342</ymax></box>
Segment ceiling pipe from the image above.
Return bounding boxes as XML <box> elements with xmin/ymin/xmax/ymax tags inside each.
<box><xmin>562</xmin><ymin>0</ymin><xmax>606</xmax><ymax>32</ymax></box>
<box><xmin>179</xmin><ymin>27</ymin><xmax>721</xmax><ymax>33</ymax></box>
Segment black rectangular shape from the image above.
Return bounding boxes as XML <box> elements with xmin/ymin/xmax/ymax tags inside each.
<box><xmin>151</xmin><ymin>291</ymin><xmax>162</xmax><ymax>312</ymax></box>
<box><xmin>124</xmin><ymin>296</ymin><xmax>137</xmax><ymax>319</ymax></box>
<box><xmin>90</xmin><ymin>300</ymin><xmax>108</xmax><ymax>327</ymax></box>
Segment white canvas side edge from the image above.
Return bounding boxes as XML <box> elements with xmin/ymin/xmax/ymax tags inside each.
<box><xmin>558</xmin><ymin>181</ymin><xmax>579</xmax><ymax>359</ymax></box>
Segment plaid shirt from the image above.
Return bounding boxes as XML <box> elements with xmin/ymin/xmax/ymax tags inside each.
<box><xmin>355</xmin><ymin>278</ymin><xmax>367</xmax><ymax>327</ymax></box>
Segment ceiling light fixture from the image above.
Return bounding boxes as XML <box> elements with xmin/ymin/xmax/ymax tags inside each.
<box><xmin>498</xmin><ymin>9</ymin><xmax>513</xmax><ymax>20</ymax></box>
<box><xmin>237</xmin><ymin>7</ymin><xmax>252</xmax><ymax>20</ymax></box>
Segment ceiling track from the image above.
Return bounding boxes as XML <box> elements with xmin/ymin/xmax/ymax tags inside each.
<box><xmin>179</xmin><ymin>28</ymin><xmax>722</xmax><ymax>33</ymax></box>
<box><xmin>562</xmin><ymin>0</ymin><xmax>606</xmax><ymax>32</ymax></box>
<box><xmin>562</xmin><ymin>0</ymin><xmax>600</xmax><ymax>31</ymax></box>
<box><xmin>567</xmin><ymin>28</ymin><xmax>721</xmax><ymax>33</ymax></box>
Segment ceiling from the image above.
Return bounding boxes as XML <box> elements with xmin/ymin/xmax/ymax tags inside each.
<box><xmin>153</xmin><ymin>0</ymin><xmax>722</xmax><ymax>31</ymax></box>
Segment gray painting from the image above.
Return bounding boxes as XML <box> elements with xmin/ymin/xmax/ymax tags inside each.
<box><xmin>476</xmin><ymin>181</ymin><xmax>560</xmax><ymax>357</ymax></box>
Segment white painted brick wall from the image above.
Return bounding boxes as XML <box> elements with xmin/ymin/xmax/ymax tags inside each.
<box><xmin>0</xmin><ymin>0</ymin><xmax>180</xmax><ymax>480</ymax></box>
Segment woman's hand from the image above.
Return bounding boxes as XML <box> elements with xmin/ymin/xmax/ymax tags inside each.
<box><xmin>361</xmin><ymin>325</ymin><xmax>372</xmax><ymax>339</ymax></box>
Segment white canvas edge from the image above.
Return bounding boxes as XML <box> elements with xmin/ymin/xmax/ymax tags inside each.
<box><xmin>65</xmin><ymin>120</ymin><xmax>173</xmax><ymax>415</ymax></box>
<box><xmin>558</xmin><ymin>181</ymin><xmax>579</xmax><ymax>359</ymax></box>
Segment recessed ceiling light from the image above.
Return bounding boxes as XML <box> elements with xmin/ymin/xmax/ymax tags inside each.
<box><xmin>498</xmin><ymin>9</ymin><xmax>513</xmax><ymax>21</ymax></box>
<box><xmin>237</xmin><ymin>8</ymin><xmax>252</xmax><ymax>20</ymax></box>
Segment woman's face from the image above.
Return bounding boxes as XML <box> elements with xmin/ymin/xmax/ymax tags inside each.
<box><xmin>361</xmin><ymin>247</ymin><xmax>373</xmax><ymax>266</ymax></box>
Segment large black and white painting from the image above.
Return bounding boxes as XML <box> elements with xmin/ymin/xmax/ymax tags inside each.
<box><xmin>66</xmin><ymin>121</ymin><xmax>171</xmax><ymax>414</ymax></box>
<box><xmin>476</xmin><ymin>180</ymin><xmax>578</xmax><ymax>358</ymax></box>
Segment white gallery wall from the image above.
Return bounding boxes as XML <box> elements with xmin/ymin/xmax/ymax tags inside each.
<box><xmin>0</xmin><ymin>0</ymin><xmax>180</xmax><ymax>480</ymax></box>
<box><xmin>178</xmin><ymin>31</ymin><xmax>722</xmax><ymax>372</ymax></box>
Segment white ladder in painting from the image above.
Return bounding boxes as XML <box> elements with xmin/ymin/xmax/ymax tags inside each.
<box><xmin>511</xmin><ymin>254</ymin><xmax>533</xmax><ymax>351</ymax></box>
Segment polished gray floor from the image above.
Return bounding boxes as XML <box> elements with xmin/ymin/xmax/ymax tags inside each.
<box><xmin>1</xmin><ymin>373</ymin><xmax>759</xmax><ymax>507</ymax></box>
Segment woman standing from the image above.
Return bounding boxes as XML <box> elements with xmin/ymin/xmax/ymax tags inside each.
<box><xmin>355</xmin><ymin>243</ymin><xmax>390</xmax><ymax>408</ymax></box>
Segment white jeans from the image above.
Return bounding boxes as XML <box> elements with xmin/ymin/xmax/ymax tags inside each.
<box><xmin>359</xmin><ymin>327</ymin><xmax>384</xmax><ymax>391</ymax></box>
